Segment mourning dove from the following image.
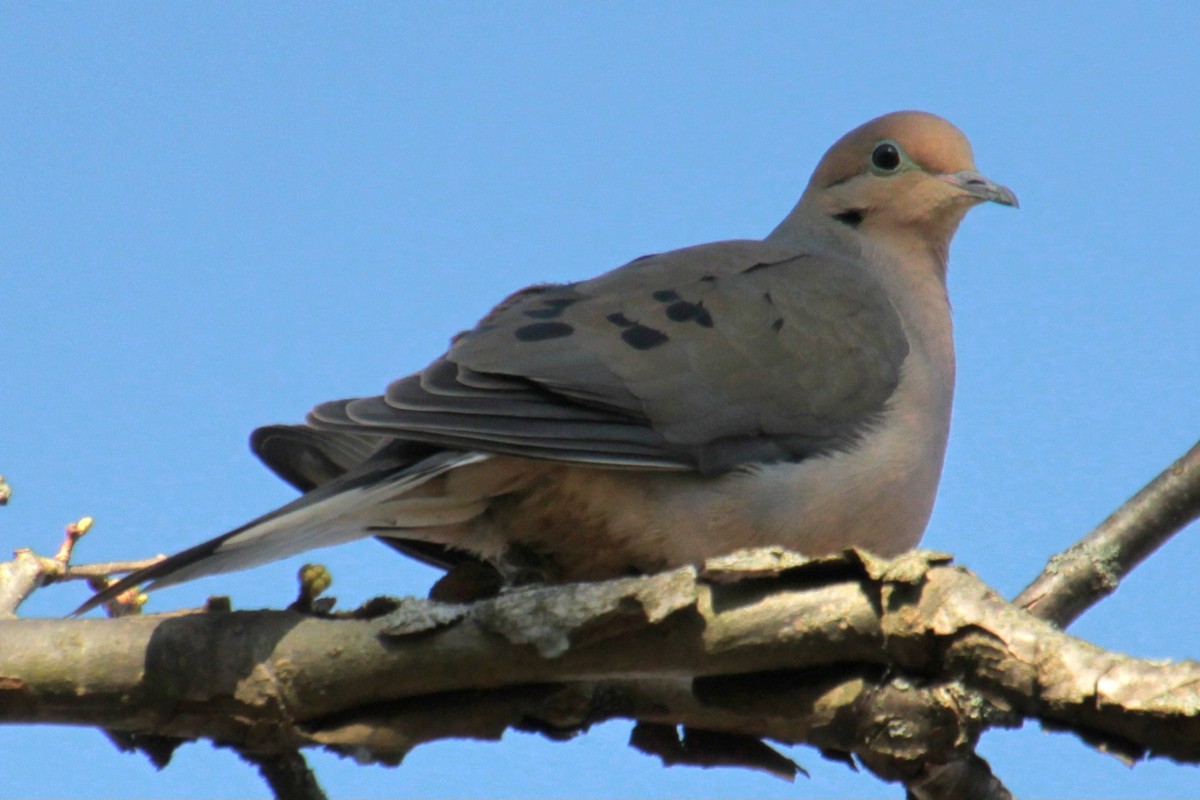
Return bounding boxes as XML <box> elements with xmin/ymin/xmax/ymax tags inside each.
<box><xmin>78</xmin><ymin>111</ymin><xmax>1015</xmax><ymax>613</ymax></box>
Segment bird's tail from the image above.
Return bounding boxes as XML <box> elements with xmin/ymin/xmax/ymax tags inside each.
<box><xmin>72</xmin><ymin>450</ymin><xmax>490</xmax><ymax>615</ymax></box>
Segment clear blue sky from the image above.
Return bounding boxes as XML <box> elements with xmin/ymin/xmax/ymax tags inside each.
<box><xmin>4</xmin><ymin>4</ymin><xmax>1199</xmax><ymax>797</ymax></box>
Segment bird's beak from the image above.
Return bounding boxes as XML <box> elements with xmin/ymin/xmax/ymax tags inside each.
<box><xmin>937</xmin><ymin>170</ymin><xmax>1019</xmax><ymax>208</ymax></box>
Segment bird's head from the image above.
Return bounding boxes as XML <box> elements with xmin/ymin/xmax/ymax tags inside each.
<box><xmin>799</xmin><ymin>111</ymin><xmax>1017</xmax><ymax>258</ymax></box>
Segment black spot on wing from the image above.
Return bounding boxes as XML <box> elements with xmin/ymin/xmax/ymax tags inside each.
<box><xmin>664</xmin><ymin>300</ymin><xmax>713</xmax><ymax>328</ymax></box>
<box><xmin>621</xmin><ymin>324</ymin><xmax>669</xmax><ymax>350</ymax></box>
<box><xmin>648</xmin><ymin>287</ymin><xmax>713</xmax><ymax>329</ymax></box>
<box><xmin>771</xmin><ymin>318</ymin><xmax>784</xmax><ymax>332</ymax></box>
<box><xmin>515</xmin><ymin>322</ymin><xmax>575</xmax><ymax>341</ymax></box>
<box><xmin>523</xmin><ymin>297</ymin><xmax>580</xmax><ymax>320</ymax></box>
<box><xmin>606</xmin><ymin>312</ymin><xmax>634</xmax><ymax>328</ymax></box>
<box><xmin>744</xmin><ymin>254</ymin><xmax>807</xmax><ymax>275</ymax></box>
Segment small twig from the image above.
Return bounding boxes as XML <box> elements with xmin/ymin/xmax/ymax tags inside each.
<box><xmin>0</xmin><ymin>516</ymin><xmax>96</xmax><ymax>616</ymax></box>
<box><xmin>53</xmin><ymin>516</ymin><xmax>94</xmax><ymax>563</ymax></box>
<box><xmin>288</xmin><ymin>564</ymin><xmax>335</xmax><ymax>614</ymax></box>
<box><xmin>1016</xmin><ymin>438</ymin><xmax>1200</xmax><ymax>627</ymax></box>
<box><xmin>0</xmin><ymin>513</ymin><xmax>162</xmax><ymax>616</ymax></box>
<box><xmin>239</xmin><ymin>749</ymin><xmax>328</xmax><ymax>800</ymax></box>
<box><xmin>84</xmin><ymin>576</ymin><xmax>150</xmax><ymax>618</ymax></box>
<box><xmin>57</xmin><ymin>558</ymin><xmax>167</xmax><ymax>581</ymax></box>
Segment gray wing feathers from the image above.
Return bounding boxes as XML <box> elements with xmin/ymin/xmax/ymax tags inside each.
<box><xmin>309</xmin><ymin>240</ymin><xmax>909</xmax><ymax>472</ymax></box>
<box><xmin>313</xmin><ymin>396</ymin><xmax>681</xmax><ymax>468</ymax></box>
<box><xmin>251</xmin><ymin>424</ymin><xmax>389</xmax><ymax>491</ymax></box>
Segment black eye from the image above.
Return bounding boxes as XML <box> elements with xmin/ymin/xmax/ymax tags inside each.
<box><xmin>871</xmin><ymin>142</ymin><xmax>901</xmax><ymax>172</ymax></box>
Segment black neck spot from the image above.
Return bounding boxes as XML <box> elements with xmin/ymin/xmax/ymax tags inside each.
<box><xmin>833</xmin><ymin>209</ymin><xmax>864</xmax><ymax>228</ymax></box>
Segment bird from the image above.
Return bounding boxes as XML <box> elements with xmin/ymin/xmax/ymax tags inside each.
<box><xmin>77</xmin><ymin>110</ymin><xmax>1016</xmax><ymax>614</ymax></box>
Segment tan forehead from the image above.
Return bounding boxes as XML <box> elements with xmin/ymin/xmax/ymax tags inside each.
<box><xmin>810</xmin><ymin>111</ymin><xmax>976</xmax><ymax>188</ymax></box>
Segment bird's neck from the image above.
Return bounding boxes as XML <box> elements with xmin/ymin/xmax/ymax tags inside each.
<box><xmin>867</xmin><ymin>231</ymin><xmax>957</xmax><ymax>424</ymax></box>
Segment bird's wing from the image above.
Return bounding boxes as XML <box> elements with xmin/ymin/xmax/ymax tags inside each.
<box><xmin>310</xmin><ymin>239</ymin><xmax>910</xmax><ymax>475</ymax></box>
<box><xmin>250</xmin><ymin>424</ymin><xmax>392</xmax><ymax>492</ymax></box>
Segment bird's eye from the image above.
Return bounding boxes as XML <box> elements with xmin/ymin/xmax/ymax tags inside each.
<box><xmin>871</xmin><ymin>142</ymin><xmax>902</xmax><ymax>172</ymax></box>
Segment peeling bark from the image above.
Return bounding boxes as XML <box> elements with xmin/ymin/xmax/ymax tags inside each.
<box><xmin>4</xmin><ymin>435</ymin><xmax>1200</xmax><ymax>799</ymax></box>
<box><xmin>1</xmin><ymin>548</ymin><xmax>1197</xmax><ymax>794</ymax></box>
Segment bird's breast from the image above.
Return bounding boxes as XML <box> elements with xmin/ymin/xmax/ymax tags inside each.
<box><xmin>485</xmin><ymin>398</ymin><xmax>950</xmax><ymax>581</ymax></box>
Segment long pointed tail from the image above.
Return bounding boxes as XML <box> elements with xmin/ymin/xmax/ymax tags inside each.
<box><xmin>73</xmin><ymin>450</ymin><xmax>490</xmax><ymax>615</ymax></box>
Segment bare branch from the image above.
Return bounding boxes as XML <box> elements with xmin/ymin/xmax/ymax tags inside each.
<box><xmin>0</xmin><ymin>515</ymin><xmax>94</xmax><ymax>615</ymax></box>
<box><xmin>7</xmin><ymin>435</ymin><xmax>1200</xmax><ymax>798</ymax></box>
<box><xmin>1016</xmin><ymin>438</ymin><xmax>1200</xmax><ymax>627</ymax></box>
<box><xmin>913</xmin><ymin>438</ymin><xmax>1200</xmax><ymax>799</ymax></box>
<box><xmin>239</xmin><ymin>749</ymin><xmax>328</xmax><ymax>800</ymax></box>
<box><xmin>0</xmin><ymin>549</ymin><xmax>1196</xmax><ymax>785</ymax></box>
<box><xmin>0</xmin><ymin>515</ymin><xmax>162</xmax><ymax>617</ymax></box>
<box><xmin>59</xmin><ymin>558</ymin><xmax>168</xmax><ymax>580</ymax></box>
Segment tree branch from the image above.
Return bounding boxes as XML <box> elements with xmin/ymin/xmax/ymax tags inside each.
<box><xmin>6</xmin><ymin>437</ymin><xmax>1200</xmax><ymax>799</ymax></box>
<box><xmin>1016</xmin><ymin>438</ymin><xmax>1200</xmax><ymax>626</ymax></box>
<box><xmin>239</xmin><ymin>749</ymin><xmax>328</xmax><ymax>800</ymax></box>
<box><xmin>911</xmin><ymin>436</ymin><xmax>1200</xmax><ymax>799</ymax></box>
<box><xmin>0</xmin><ymin>511</ymin><xmax>162</xmax><ymax>618</ymax></box>
<box><xmin>1</xmin><ymin>549</ymin><xmax>1196</xmax><ymax>792</ymax></box>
